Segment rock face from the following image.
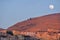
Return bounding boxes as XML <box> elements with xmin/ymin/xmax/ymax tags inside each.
<box><xmin>0</xmin><ymin>13</ymin><xmax>60</xmax><ymax>40</ymax></box>
<box><xmin>0</xmin><ymin>32</ymin><xmax>39</xmax><ymax>40</ymax></box>
<box><xmin>8</xmin><ymin>13</ymin><xmax>60</xmax><ymax>32</ymax></box>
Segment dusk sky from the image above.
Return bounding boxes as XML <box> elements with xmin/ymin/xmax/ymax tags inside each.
<box><xmin>0</xmin><ymin>0</ymin><xmax>60</xmax><ymax>29</ymax></box>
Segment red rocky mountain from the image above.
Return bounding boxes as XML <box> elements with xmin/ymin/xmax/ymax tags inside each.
<box><xmin>8</xmin><ymin>13</ymin><xmax>60</xmax><ymax>32</ymax></box>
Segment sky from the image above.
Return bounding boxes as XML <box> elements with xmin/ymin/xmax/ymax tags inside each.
<box><xmin>0</xmin><ymin>0</ymin><xmax>60</xmax><ymax>29</ymax></box>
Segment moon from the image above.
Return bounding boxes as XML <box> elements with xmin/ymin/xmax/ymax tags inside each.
<box><xmin>49</xmin><ymin>5</ymin><xmax>54</xmax><ymax>10</ymax></box>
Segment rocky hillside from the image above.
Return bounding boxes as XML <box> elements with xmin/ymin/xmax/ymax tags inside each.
<box><xmin>8</xmin><ymin>13</ymin><xmax>60</xmax><ymax>32</ymax></box>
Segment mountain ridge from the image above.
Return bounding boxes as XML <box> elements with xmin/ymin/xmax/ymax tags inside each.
<box><xmin>7</xmin><ymin>13</ymin><xmax>60</xmax><ymax>32</ymax></box>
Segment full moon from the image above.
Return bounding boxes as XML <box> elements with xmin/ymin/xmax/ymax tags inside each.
<box><xmin>49</xmin><ymin>5</ymin><xmax>54</xmax><ymax>10</ymax></box>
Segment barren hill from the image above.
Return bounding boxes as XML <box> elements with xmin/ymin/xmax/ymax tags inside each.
<box><xmin>8</xmin><ymin>13</ymin><xmax>60</xmax><ymax>32</ymax></box>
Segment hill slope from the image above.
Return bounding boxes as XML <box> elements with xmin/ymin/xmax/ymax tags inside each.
<box><xmin>8</xmin><ymin>13</ymin><xmax>60</xmax><ymax>32</ymax></box>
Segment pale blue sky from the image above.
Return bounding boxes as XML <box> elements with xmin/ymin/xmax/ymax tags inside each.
<box><xmin>0</xmin><ymin>0</ymin><xmax>60</xmax><ymax>29</ymax></box>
